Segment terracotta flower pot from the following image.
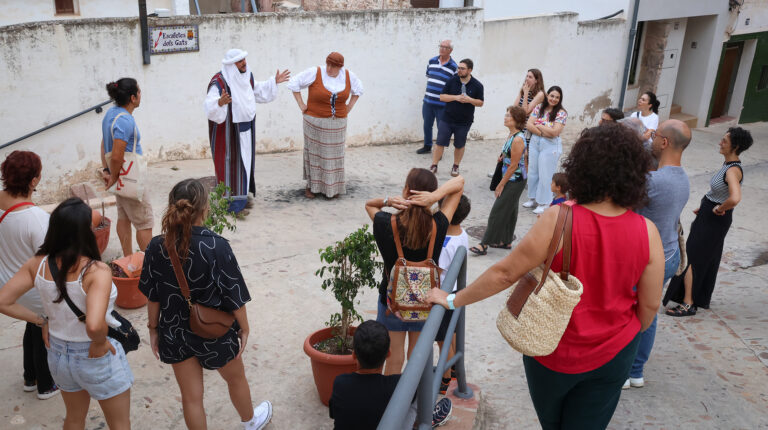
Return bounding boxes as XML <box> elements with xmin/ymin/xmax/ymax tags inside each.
<box><xmin>303</xmin><ymin>326</ymin><xmax>358</xmax><ymax>406</ymax></box>
<box><xmin>113</xmin><ymin>275</ymin><xmax>147</xmax><ymax>309</ymax></box>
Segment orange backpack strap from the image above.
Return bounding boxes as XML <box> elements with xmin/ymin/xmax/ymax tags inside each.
<box><xmin>390</xmin><ymin>215</ymin><xmax>405</xmax><ymax>259</ymax></box>
<box><xmin>425</xmin><ymin>219</ymin><xmax>437</xmax><ymax>261</ymax></box>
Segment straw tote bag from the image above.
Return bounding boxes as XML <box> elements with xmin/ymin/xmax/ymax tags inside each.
<box><xmin>496</xmin><ymin>204</ymin><xmax>583</xmax><ymax>356</ymax></box>
<box><xmin>106</xmin><ymin>113</ymin><xmax>147</xmax><ymax>202</ymax></box>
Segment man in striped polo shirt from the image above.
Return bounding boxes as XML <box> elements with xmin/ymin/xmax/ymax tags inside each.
<box><xmin>417</xmin><ymin>40</ymin><xmax>458</xmax><ymax>155</ymax></box>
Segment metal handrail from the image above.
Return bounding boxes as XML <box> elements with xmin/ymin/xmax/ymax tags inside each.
<box><xmin>1</xmin><ymin>100</ymin><xmax>112</xmax><ymax>150</ymax></box>
<box><xmin>378</xmin><ymin>246</ymin><xmax>473</xmax><ymax>430</ymax></box>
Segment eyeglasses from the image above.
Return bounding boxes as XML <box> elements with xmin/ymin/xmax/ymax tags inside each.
<box><xmin>650</xmin><ymin>130</ymin><xmax>667</xmax><ymax>140</ymax></box>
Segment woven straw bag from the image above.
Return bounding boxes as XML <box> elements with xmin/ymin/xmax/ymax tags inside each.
<box><xmin>496</xmin><ymin>204</ymin><xmax>583</xmax><ymax>356</ymax></box>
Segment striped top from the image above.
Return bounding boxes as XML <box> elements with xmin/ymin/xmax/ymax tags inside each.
<box><xmin>423</xmin><ymin>56</ymin><xmax>458</xmax><ymax>106</ymax></box>
<box><xmin>518</xmin><ymin>92</ymin><xmax>534</xmax><ymax>134</ymax></box>
<box><xmin>705</xmin><ymin>161</ymin><xmax>743</xmax><ymax>204</ymax></box>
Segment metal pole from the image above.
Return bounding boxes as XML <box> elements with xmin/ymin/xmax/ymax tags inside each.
<box><xmin>416</xmin><ymin>357</ymin><xmax>433</xmax><ymax>429</ymax></box>
<box><xmin>194</xmin><ymin>0</ymin><xmax>201</xmax><ymax>14</ymax></box>
<box><xmin>138</xmin><ymin>0</ymin><xmax>150</xmax><ymax>64</ymax></box>
<box><xmin>453</xmin><ymin>256</ymin><xmax>473</xmax><ymax>398</ymax></box>
<box><xmin>619</xmin><ymin>0</ymin><xmax>640</xmax><ymax>109</ymax></box>
<box><xmin>251</xmin><ymin>0</ymin><xmax>258</xmax><ymax>12</ymax></box>
<box><xmin>241</xmin><ymin>0</ymin><xmax>246</xmax><ymax>12</ymax></box>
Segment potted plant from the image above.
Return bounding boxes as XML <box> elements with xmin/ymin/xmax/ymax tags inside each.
<box><xmin>303</xmin><ymin>225</ymin><xmax>382</xmax><ymax>406</ymax></box>
<box><xmin>204</xmin><ymin>182</ymin><xmax>237</xmax><ymax>234</ymax></box>
<box><xmin>110</xmin><ymin>252</ymin><xmax>147</xmax><ymax>309</ymax></box>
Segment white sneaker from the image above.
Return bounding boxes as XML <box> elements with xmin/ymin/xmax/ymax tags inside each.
<box><xmin>533</xmin><ymin>204</ymin><xmax>548</xmax><ymax>214</ymax></box>
<box><xmin>522</xmin><ymin>199</ymin><xmax>536</xmax><ymax>208</ymax></box>
<box><xmin>622</xmin><ymin>379</ymin><xmax>630</xmax><ymax>390</ymax></box>
<box><xmin>629</xmin><ymin>377</ymin><xmax>644</xmax><ymax>388</ymax></box>
<box><xmin>243</xmin><ymin>401</ymin><xmax>273</xmax><ymax>430</ymax></box>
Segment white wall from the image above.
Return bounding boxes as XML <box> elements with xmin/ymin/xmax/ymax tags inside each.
<box><xmin>654</xmin><ymin>18</ymin><xmax>687</xmax><ymax>120</ymax></box>
<box><xmin>0</xmin><ymin>0</ymin><xmax>175</xmax><ymax>27</ymax></box>
<box><xmin>727</xmin><ymin>39</ymin><xmax>757</xmax><ymax>119</ymax></box>
<box><xmin>483</xmin><ymin>0</ymin><xmax>628</xmax><ymax>21</ymax></box>
<box><xmin>637</xmin><ymin>0</ymin><xmax>724</xmax><ymax>21</ymax></box>
<box><xmin>731</xmin><ymin>0</ymin><xmax>768</xmax><ymax>36</ymax></box>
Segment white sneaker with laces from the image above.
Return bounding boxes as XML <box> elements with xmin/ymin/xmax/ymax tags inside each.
<box><xmin>629</xmin><ymin>377</ymin><xmax>644</xmax><ymax>388</ymax></box>
<box><xmin>622</xmin><ymin>379</ymin><xmax>630</xmax><ymax>390</ymax></box>
<box><xmin>243</xmin><ymin>401</ymin><xmax>273</xmax><ymax>430</ymax></box>
<box><xmin>533</xmin><ymin>204</ymin><xmax>548</xmax><ymax>214</ymax></box>
<box><xmin>522</xmin><ymin>199</ymin><xmax>536</xmax><ymax>208</ymax></box>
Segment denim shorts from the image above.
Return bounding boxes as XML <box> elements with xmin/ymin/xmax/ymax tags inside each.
<box><xmin>377</xmin><ymin>300</ymin><xmax>425</xmax><ymax>332</ymax></box>
<box><xmin>47</xmin><ymin>335</ymin><xmax>134</xmax><ymax>400</ymax></box>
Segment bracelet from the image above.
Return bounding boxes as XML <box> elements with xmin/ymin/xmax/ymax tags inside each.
<box><xmin>383</xmin><ymin>196</ymin><xmax>389</xmax><ymax>207</ymax></box>
<box><xmin>35</xmin><ymin>313</ymin><xmax>48</xmax><ymax>328</ymax></box>
<box><xmin>102</xmin><ymin>167</ymin><xmax>110</xmax><ymax>173</ymax></box>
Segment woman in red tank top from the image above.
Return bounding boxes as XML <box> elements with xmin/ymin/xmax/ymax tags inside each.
<box><xmin>428</xmin><ymin>124</ymin><xmax>665</xmax><ymax>429</ymax></box>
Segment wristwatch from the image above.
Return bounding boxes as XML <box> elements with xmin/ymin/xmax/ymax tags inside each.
<box><xmin>446</xmin><ymin>293</ymin><xmax>456</xmax><ymax>310</ymax></box>
<box><xmin>383</xmin><ymin>196</ymin><xmax>389</xmax><ymax>207</ymax></box>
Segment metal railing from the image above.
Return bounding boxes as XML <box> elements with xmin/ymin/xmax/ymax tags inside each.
<box><xmin>378</xmin><ymin>246</ymin><xmax>474</xmax><ymax>430</ymax></box>
<box><xmin>1</xmin><ymin>100</ymin><xmax>112</xmax><ymax>150</ymax></box>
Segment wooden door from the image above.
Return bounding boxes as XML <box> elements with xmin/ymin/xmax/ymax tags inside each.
<box><xmin>711</xmin><ymin>46</ymin><xmax>740</xmax><ymax>118</ymax></box>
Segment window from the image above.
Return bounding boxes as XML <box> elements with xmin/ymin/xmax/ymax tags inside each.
<box><xmin>758</xmin><ymin>65</ymin><xmax>768</xmax><ymax>91</ymax></box>
<box><xmin>628</xmin><ymin>22</ymin><xmax>645</xmax><ymax>86</ymax></box>
<box><xmin>55</xmin><ymin>0</ymin><xmax>75</xmax><ymax>14</ymax></box>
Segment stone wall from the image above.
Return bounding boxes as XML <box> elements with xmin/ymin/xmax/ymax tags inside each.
<box><xmin>301</xmin><ymin>0</ymin><xmax>410</xmax><ymax>10</ymax></box>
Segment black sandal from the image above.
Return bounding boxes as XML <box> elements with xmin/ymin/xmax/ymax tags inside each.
<box><xmin>469</xmin><ymin>244</ymin><xmax>488</xmax><ymax>255</ymax></box>
<box><xmin>665</xmin><ymin>303</ymin><xmax>697</xmax><ymax>317</ymax></box>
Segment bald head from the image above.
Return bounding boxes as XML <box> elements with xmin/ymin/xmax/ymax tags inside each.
<box><xmin>658</xmin><ymin>119</ymin><xmax>691</xmax><ymax>151</ymax></box>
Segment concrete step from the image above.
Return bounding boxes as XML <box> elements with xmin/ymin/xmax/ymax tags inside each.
<box><xmin>670</xmin><ymin>112</ymin><xmax>698</xmax><ymax>129</ymax></box>
<box><xmin>670</xmin><ymin>103</ymin><xmax>682</xmax><ymax>115</ymax></box>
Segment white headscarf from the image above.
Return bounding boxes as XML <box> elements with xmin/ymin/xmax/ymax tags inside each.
<box><xmin>221</xmin><ymin>49</ymin><xmax>257</xmax><ymax>124</ymax></box>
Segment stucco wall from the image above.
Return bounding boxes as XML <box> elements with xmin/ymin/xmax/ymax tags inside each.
<box><xmin>731</xmin><ymin>0</ymin><xmax>768</xmax><ymax>36</ymax></box>
<box><xmin>0</xmin><ymin>0</ymin><xmax>175</xmax><ymax>27</ymax></box>
<box><xmin>0</xmin><ymin>8</ymin><xmax>626</xmax><ymax>202</ymax></box>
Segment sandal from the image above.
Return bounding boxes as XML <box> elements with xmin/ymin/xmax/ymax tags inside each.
<box><xmin>665</xmin><ymin>303</ymin><xmax>697</xmax><ymax>317</ymax></box>
<box><xmin>469</xmin><ymin>244</ymin><xmax>488</xmax><ymax>255</ymax></box>
<box><xmin>430</xmin><ymin>164</ymin><xmax>438</xmax><ymax>174</ymax></box>
<box><xmin>488</xmin><ymin>243</ymin><xmax>512</xmax><ymax>249</ymax></box>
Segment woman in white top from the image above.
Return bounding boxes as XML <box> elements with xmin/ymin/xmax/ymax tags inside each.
<box><xmin>632</xmin><ymin>91</ymin><xmax>660</xmax><ymax>145</ymax></box>
<box><xmin>287</xmin><ymin>52</ymin><xmax>364</xmax><ymax>199</ymax></box>
<box><xmin>0</xmin><ymin>150</ymin><xmax>58</xmax><ymax>399</ymax></box>
<box><xmin>0</xmin><ymin>198</ymin><xmax>133</xmax><ymax>430</ymax></box>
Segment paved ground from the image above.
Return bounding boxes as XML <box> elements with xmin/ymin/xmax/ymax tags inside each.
<box><xmin>1</xmin><ymin>122</ymin><xmax>766</xmax><ymax>429</ymax></box>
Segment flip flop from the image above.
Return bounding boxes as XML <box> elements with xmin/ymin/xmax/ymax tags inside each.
<box><xmin>469</xmin><ymin>245</ymin><xmax>488</xmax><ymax>255</ymax></box>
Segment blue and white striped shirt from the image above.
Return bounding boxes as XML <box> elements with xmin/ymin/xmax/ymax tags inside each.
<box><xmin>423</xmin><ymin>56</ymin><xmax>458</xmax><ymax>107</ymax></box>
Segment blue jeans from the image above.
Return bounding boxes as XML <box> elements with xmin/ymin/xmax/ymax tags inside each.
<box><xmin>422</xmin><ymin>102</ymin><xmax>445</xmax><ymax>148</ymax></box>
<box><xmin>527</xmin><ymin>134</ymin><xmax>562</xmax><ymax>204</ymax></box>
<box><xmin>630</xmin><ymin>247</ymin><xmax>680</xmax><ymax>378</ymax></box>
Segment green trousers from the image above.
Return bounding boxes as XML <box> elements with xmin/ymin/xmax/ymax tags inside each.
<box><xmin>482</xmin><ymin>179</ymin><xmax>526</xmax><ymax>245</ymax></box>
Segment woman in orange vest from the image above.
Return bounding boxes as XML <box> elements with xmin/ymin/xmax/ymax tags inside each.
<box><xmin>288</xmin><ymin>52</ymin><xmax>364</xmax><ymax>199</ymax></box>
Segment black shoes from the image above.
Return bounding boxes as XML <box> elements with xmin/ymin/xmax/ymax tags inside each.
<box><xmin>416</xmin><ymin>146</ymin><xmax>432</xmax><ymax>154</ymax></box>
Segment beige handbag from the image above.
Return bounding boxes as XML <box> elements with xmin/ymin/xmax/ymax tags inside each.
<box><xmin>106</xmin><ymin>112</ymin><xmax>146</xmax><ymax>202</ymax></box>
<box><xmin>496</xmin><ymin>204</ymin><xmax>583</xmax><ymax>356</ymax></box>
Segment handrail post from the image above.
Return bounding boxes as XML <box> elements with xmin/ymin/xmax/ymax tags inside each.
<box><xmin>453</xmin><ymin>256</ymin><xmax>473</xmax><ymax>398</ymax></box>
<box><xmin>416</xmin><ymin>356</ymin><xmax>433</xmax><ymax>429</ymax></box>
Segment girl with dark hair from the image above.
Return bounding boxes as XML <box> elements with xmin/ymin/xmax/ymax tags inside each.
<box><xmin>0</xmin><ymin>197</ymin><xmax>133</xmax><ymax>429</ymax></box>
<box><xmin>517</xmin><ymin>69</ymin><xmax>545</xmax><ymax>115</ymax></box>
<box><xmin>101</xmin><ymin>77</ymin><xmax>154</xmax><ymax>257</ymax></box>
<box><xmin>664</xmin><ymin>127</ymin><xmax>754</xmax><ymax>316</ymax></box>
<box><xmin>429</xmin><ymin>124</ymin><xmax>665</xmax><ymax>429</ymax></box>
<box><xmin>138</xmin><ymin>178</ymin><xmax>272</xmax><ymax>429</ymax></box>
<box><xmin>632</xmin><ymin>91</ymin><xmax>660</xmax><ymax>144</ymax></box>
<box><xmin>523</xmin><ymin>86</ymin><xmax>568</xmax><ymax>214</ymax></box>
<box><xmin>365</xmin><ymin>170</ymin><xmax>464</xmax><ymax>375</ymax></box>
<box><xmin>0</xmin><ymin>151</ymin><xmax>59</xmax><ymax>400</ymax></box>
<box><xmin>471</xmin><ymin>106</ymin><xmax>528</xmax><ymax>255</ymax></box>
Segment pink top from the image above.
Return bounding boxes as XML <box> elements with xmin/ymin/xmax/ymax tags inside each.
<box><xmin>535</xmin><ymin>204</ymin><xmax>648</xmax><ymax>374</ymax></box>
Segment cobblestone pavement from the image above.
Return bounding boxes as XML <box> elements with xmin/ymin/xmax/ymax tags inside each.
<box><xmin>1</xmin><ymin>122</ymin><xmax>766</xmax><ymax>429</ymax></box>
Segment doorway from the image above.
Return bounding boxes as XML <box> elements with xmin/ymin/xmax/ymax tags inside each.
<box><xmin>711</xmin><ymin>42</ymin><xmax>742</xmax><ymax>119</ymax></box>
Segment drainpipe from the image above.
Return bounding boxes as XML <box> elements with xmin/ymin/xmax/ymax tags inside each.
<box><xmin>618</xmin><ymin>0</ymin><xmax>640</xmax><ymax>109</ymax></box>
<box><xmin>139</xmin><ymin>0</ymin><xmax>150</xmax><ymax>65</ymax></box>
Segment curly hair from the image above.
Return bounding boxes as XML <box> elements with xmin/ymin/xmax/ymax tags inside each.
<box><xmin>562</xmin><ymin>123</ymin><xmax>651</xmax><ymax>208</ymax></box>
<box><xmin>1</xmin><ymin>150</ymin><xmax>42</xmax><ymax>197</ymax></box>
<box><xmin>727</xmin><ymin>127</ymin><xmax>753</xmax><ymax>155</ymax></box>
<box><xmin>506</xmin><ymin>105</ymin><xmax>527</xmax><ymax>130</ymax></box>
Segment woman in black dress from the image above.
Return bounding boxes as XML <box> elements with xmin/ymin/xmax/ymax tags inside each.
<box><xmin>139</xmin><ymin>178</ymin><xmax>272</xmax><ymax>429</ymax></box>
<box><xmin>664</xmin><ymin>127</ymin><xmax>753</xmax><ymax>316</ymax></box>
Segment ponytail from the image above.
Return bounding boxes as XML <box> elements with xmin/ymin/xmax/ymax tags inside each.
<box><xmin>643</xmin><ymin>91</ymin><xmax>660</xmax><ymax>114</ymax></box>
<box><xmin>162</xmin><ymin>179</ymin><xmax>209</xmax><ymax>261</ymax></box>
<box><xmin>106</xmin><ymin>78</ymin><xmax>139</xmax><ymax>107</ymax></box>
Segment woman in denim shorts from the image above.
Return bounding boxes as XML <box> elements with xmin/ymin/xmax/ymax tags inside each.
<box><xmin>0</xmin><ymin>198</ymin><xmax>133</xmax><ymax>429</ymax></box>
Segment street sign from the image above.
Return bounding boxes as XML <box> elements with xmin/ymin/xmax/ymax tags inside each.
<box><xmin>148</xmin><ymin>25</ymin><xmax>199</xmax><ymax>55</ymax></box>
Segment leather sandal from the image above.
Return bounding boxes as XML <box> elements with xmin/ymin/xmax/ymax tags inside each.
<box><xmin>665</xmin><ymin>303</ymin><xmax>697</xmax><ymax>317</ymax></box>
<box><xmin>469</xmin><ymin>244</ymin><xmax>488</xmax><ymax>255</ymax></box>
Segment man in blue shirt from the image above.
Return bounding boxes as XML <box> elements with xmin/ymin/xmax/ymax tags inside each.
<box><xmin>417</xmin><ymin>40</ymin><xmax>458</xmax><ymax>155</ymax></box>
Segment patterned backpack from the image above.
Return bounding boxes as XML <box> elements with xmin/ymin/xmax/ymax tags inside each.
<box><xmin>386</xmin><ymin>215</ymin><xmax>441</xmax><ymax>322</ymax></box>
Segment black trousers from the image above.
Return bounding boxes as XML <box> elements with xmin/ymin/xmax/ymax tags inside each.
<box><xmin>23</xmin><ymin>323</ymin><xmax>55</xmax><ymax>393</ymax></box>
<box><xmin>523</xmin><ymin>333</ymin><xmax>641</xmax><ymax>430</ymax></box>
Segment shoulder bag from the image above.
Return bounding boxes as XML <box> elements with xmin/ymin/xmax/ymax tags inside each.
<box><xmin>496</xmin><ymin>204</ymin><xmax>583</xmax><ymax>356</ymax></box>
<box><xmin>47</xmin><ymin>258</ymin><xmax>140</xmax><ymax>353</ymax></box>
<box><xmin>105</xmin><ymin>112</ymin><xmax>146</xmax><ymax>202</ymax></box>
<box><xmin>165</xmin><ymin>242</ymin><xmax>235</xmax><ymax>339</ymax></box>
<box><xmin>0</xmin><ymin>202</ymin><xmax>35</xmax><ymax>225</ymax></box>
<box><xmin>386</xmin><ymin>216</ymin><xmax>441</xmax><ymax>322</ymax></box>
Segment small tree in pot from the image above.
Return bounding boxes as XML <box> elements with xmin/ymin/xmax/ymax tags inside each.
<box><xmin>304</xmin><ymin>224</ymin><xmax>382</xmax><ymax>405</ymax></box>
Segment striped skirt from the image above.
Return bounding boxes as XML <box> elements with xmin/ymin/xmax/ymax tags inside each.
<box><xmin>302</xmin><ymin>114</ymin><xmax>347</xmax><ymax>197</ymax></box>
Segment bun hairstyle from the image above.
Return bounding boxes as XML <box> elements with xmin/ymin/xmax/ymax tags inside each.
<box><xmin>36</xmin><ymin>198</ymin><xmax>101</xmax><ymax>303</ymax></box>
<box><xmin>398</xmin><ymin>168</ymin><xmax>438</xmax><ymax>249</ymax></box>
<box><xmin>162</xmin><ymin>179</ymin><xmax>209</xmax><ymax>261</ymax></box>
<box><xmin>1</xmin><ymin>150</ymin><xmax>42</xmax><ymax>197</ymax></box>
<box><xmin>643</xmin><ymin>91</ymin><xmax>660</xmax><ymax>114</ymax></box>
<box><xmin>106</xmin><ymin>78</ymin><xmax>139</xmax><ymax>107</ymax></box>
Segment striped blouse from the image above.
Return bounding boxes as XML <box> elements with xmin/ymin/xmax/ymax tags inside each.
<box><xmin>705</xmin><ymin>161</ymin><xmax>743</xmax><ymax>204</ymax></box>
